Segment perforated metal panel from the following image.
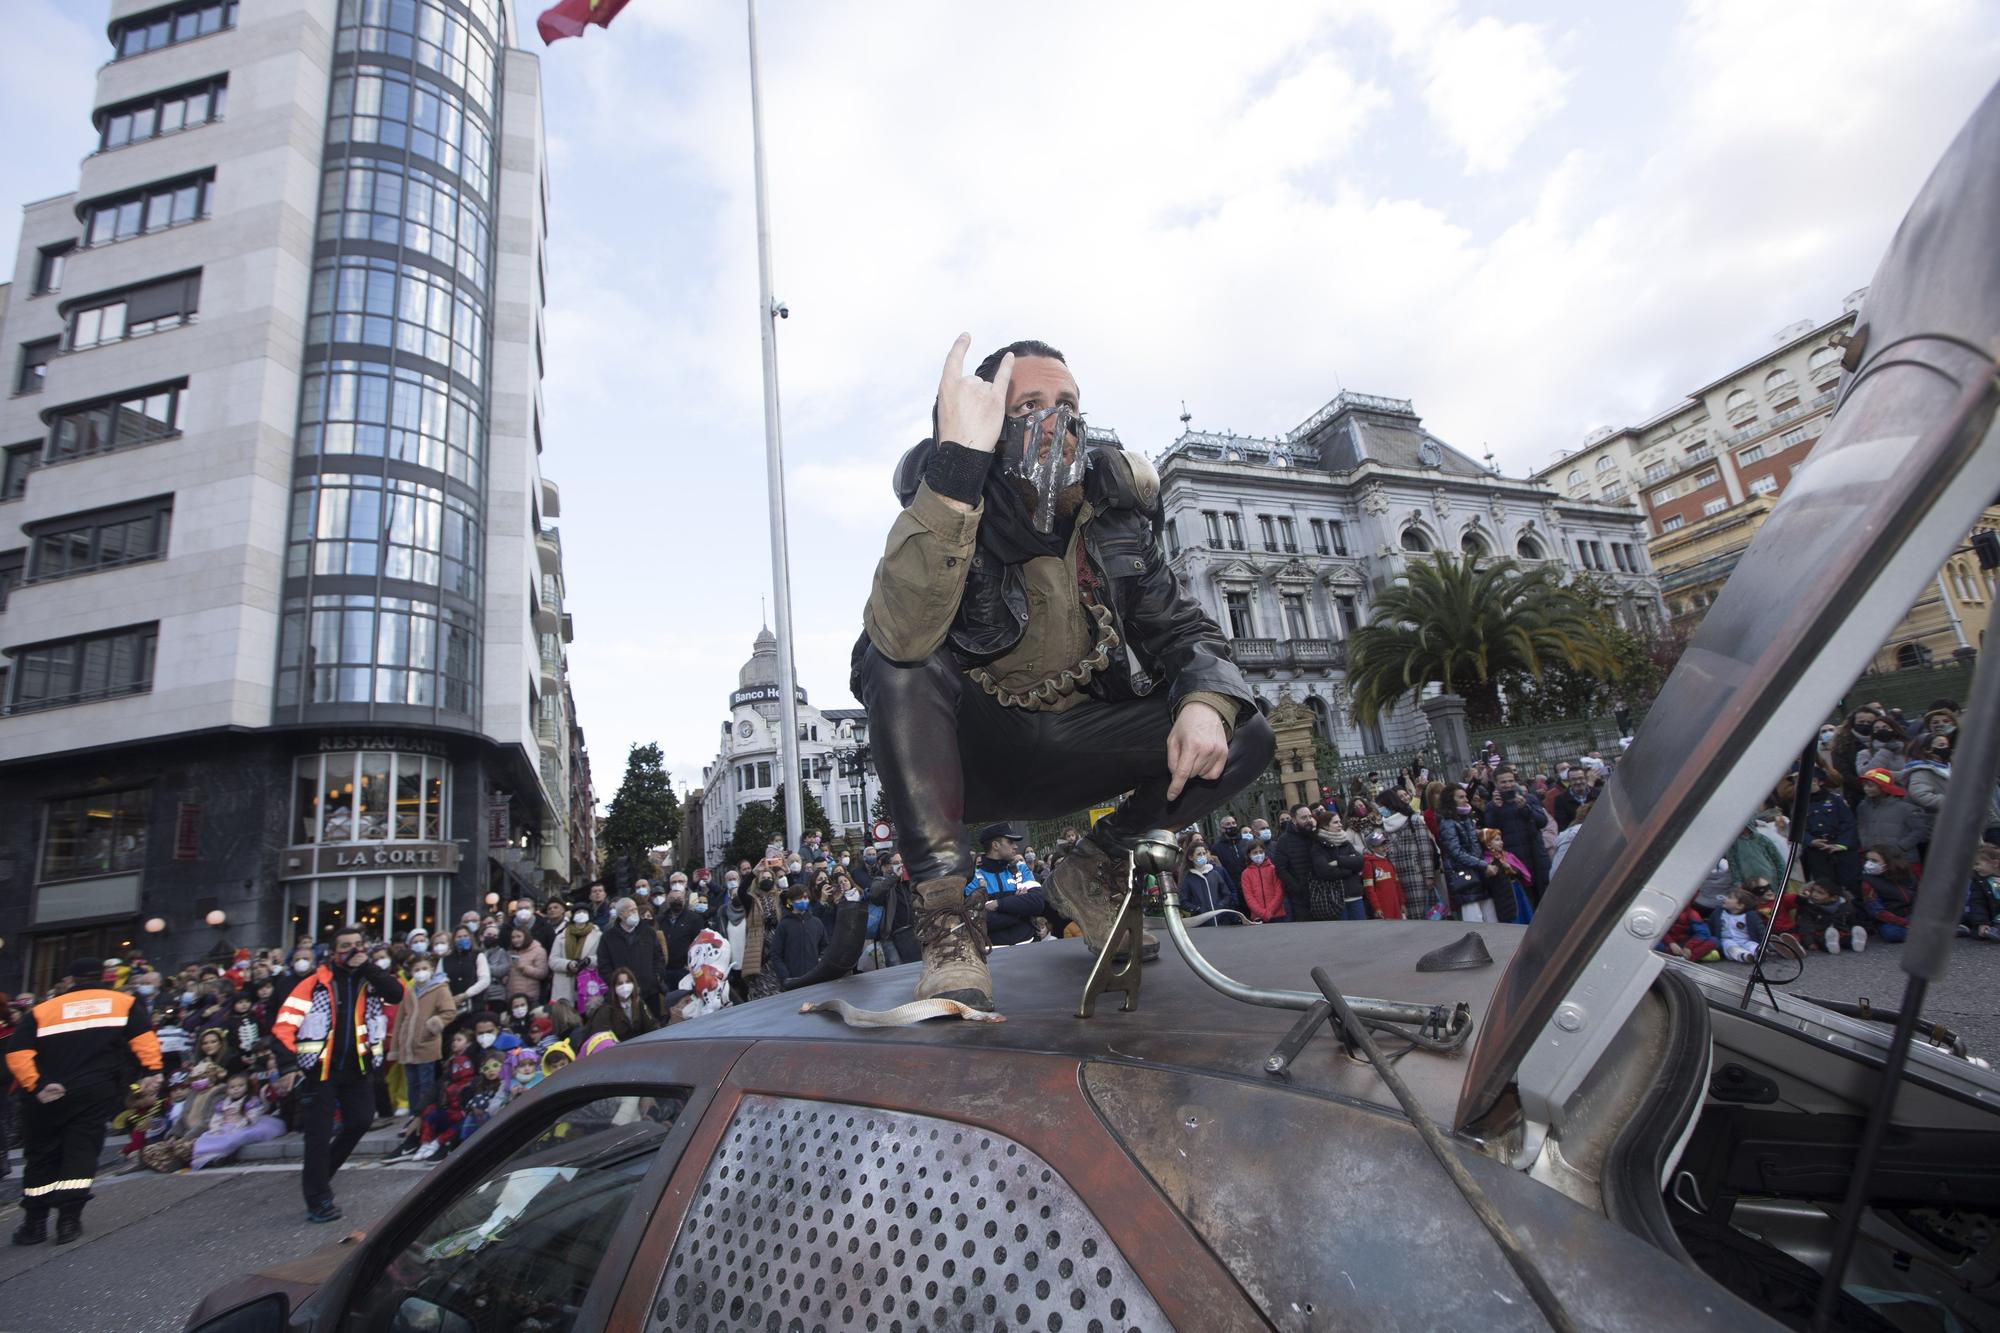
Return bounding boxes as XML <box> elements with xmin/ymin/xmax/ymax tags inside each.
<box><xmin>648</xmin><ymin>1094</ymin><xmax>1165</xmax><ymax>1333</ymax></box>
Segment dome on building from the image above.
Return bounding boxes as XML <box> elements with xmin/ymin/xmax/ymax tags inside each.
<box><xmin>738</xmin><ymin>625</ymin><xmax>779</xmax><ymax>689</ymax></box>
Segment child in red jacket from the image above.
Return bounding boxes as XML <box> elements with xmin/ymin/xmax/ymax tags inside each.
<box><xmin>1238</xmin><ymin>844</ymin><xmax>1289</xmax><ymax>922</ymax></box>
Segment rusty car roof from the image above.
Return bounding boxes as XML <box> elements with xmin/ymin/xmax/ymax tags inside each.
<box><xmin>640</xmin><ymin>920</ymin><xmax>1523</xmax><ymax>1125</ymax></box>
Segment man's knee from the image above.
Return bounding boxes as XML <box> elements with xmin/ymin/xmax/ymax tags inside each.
<box><xmin>1228</xmin><ymin>711</ymin><xmax>1277</xmax><ymax>778</ymax></box>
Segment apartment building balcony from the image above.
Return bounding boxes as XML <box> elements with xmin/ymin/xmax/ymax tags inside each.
<box><xmin>1286</xmin><ymin>638</ymin><xmax>1346</xmax><ymax>669</ymax></box>
<box><xmin>1720</xmin><ymin>388</ymin><xmax>1837</xmax><ymax>449</ymax></box>
<box><xmin>1233</xmin><ymin>637</ymin><xmax>1281</xmax><ymax>668</ymax></box>
<box><xmin>536</xmin><ymin>525</ymin><xmax>561</xmax><ymax>575</ymax></box>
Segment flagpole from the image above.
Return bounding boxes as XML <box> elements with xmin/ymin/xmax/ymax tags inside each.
<box><xmin>746</xmin><ymin>0</ymin><xmax>804</xmax><ymax>852</ymax></box>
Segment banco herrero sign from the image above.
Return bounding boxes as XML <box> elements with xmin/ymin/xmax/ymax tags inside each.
<box><xmin>282</xmin><ymin>842</ymin><xmax>463</xmax><ymax>878</ymax></box>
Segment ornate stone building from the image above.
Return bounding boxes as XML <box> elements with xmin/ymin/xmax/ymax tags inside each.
<box><xmin>1153</xmin><ymin>392</ymin><xmax>1662</xmax><ymax>759</ymax></box>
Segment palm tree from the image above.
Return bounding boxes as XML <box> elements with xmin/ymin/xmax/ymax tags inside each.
<box><xmin>1347</xmin><ymin>552</ymin><xmax>1621</xmax><ymax>725</ymax></box>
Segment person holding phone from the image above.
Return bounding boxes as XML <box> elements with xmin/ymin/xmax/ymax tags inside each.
<box><xmin>1480</xmin><ymin>767</ymin><xmax>1551</xmax><ymax>908</ymax></box>
<box><xmin>272</xmin><ymin>927</ymin><xmax>404</xmax><ymax>1224</ymax></box>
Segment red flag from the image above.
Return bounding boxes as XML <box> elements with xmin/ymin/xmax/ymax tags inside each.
<box><xmin>537</xmin><ymin>0</ymin><xmax>635</xmax><ymax>45</ymax></box>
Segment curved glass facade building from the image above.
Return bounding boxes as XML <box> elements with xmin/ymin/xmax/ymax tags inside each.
<box><xmin>0</xmin><ymin>0</ymin><xmax>586</xmax><ymax>990</ymax></box>
<box><xmin>276</xmin><ymin>0</ymin><xmax>505</xmax><ymax>725</ymax></box>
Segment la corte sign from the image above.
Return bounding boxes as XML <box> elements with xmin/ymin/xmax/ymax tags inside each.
<box><xmin>282</xmin><ymin>842</ymin><xmax>464</xmax><ymax>878</ymax></box>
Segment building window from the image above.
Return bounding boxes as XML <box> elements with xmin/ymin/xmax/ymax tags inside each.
<box><xmin>1310</xmin><ymin>519</ymin><xmax>1329</xmax><ymax>554</ymax></box>
<box><xmin>1644</xmin><ymin>460</ymin><xmax>1671</xmax><ymax>483</ymax></box>
<box><xmin>5</xmin><ymin>623</ymin><xmax>158</xmax><ymax>715</ymax></box>
<box><xmin>1257</xmin><ymin>514</ymin><xmax>1277</xmax><ymax>551</ymax></box>
<box><xmin>16</xmin><ymin>339</ymin><xmax>56</xmax><ymax>395</ymax></box>
<box><xmin>1278</xmin><ymin>516</ymin><xmax>1298</xmax><ymax>552</ymax></box>
<box><xmin>307</xmin><ymin>254</ymin><xmax>488</xmax><ymax>388</ymax></box>
<box><xmin>756</xmin><ymin>761</ymin><xmax>771</xmax><ymax>789</ymax></box>
<box><xmin>1808</xmin><ymin>345</ymin><xmax>1841</xmax><ymax>381</ymax></box>
<box><xmin>1164</xmin><ymin>516</ymin><xmax>1179</xmax><ymax>558</ymax></box>
<box><xmin>297</xmin><ymin>359</ymin><xmax>485</xmax><ymax>489</ymax></box>
<box><xmin>66</xmin><ymin>272</ymin><xmax>201</xmax><ymax>349</ymax></box>
<box><xmin>1611</xmin><ymin>544</ymin><xmax>1630</xmax><ymax>572</ymax></box>
<box><xmin>38</xmin><ymin>787</ymin><xmax>151</xmax><ymax>883</ymax></box>
<box><xmin>45</xmin><ymin>382</ymin><xmax>190</xmax><ymax>463</ymax></box>
<box><xmin>1601</xmin><ymin>482</ymin><xmax>1627</xmax><ymax>500</ymax></box>
<box><xmin>26</xmin><ymin>497</ymin><xmax>172</xmax><ymax>582</ymax></box>
<box><xmin>1765</xmin><ymin>367</ymin><xmax>1797</xmax><ymax>402</ymax></box>
<box><xmin>0</xmin><ymin>549</ymin><xmax>22</xmax><ymax>610</ymax></box>
<box><xmin>1329</xmin><ymin>521</ymin><xmax>1348</xmax><ymax>556</ymax></box>
<box><xmin>290</xmin><ymin>751</ymin><xmax>448</xmax><ymax>844</ymax></box>
<box><xmin>1749</xmin><ymin>475</ymin><xmax>1778</xmax><ymax>496</ymax></box>
<box><xmin>1224</xmin><ymin>591</ymin><xmax>1255</xmax><ymax>638</ymax></box>
<box><xmin>1661</xmin><ymin>515</ymin><xmax>1685</xmax><ymax>532</ymax></box>
<box><xmin>1400</xmin><ymin>526</ymin><xmax>1431</xmax><ymax>553</ymax></box>
<box><xmin>328</xmin><ymin>66</ymin><xmax>494</xmax><ymax>200</ymax></box>
<box><xmin>1201</xmin><ymin>511</ymin><xmax>1222</xmax><ymax>546</ymax></box>
<box><xmin>1516</xmin><ymin>534</ymin><xmax>1545</xmax><ymax>560</ymax></box>
<box><xmin>1725</xmin><ymin>388</ymin><xmax>1756</xmax><ymax>421</ymax></box>
<box><xmin>1567</xmin><ymin>470</ymin><xmax>1582</xmax><ymax>487</ymax></box>
<box><xmin>112</xmin><ymin>1</ymin><xmax>236</xmax><ymax>58</ymax></box>
<box><xmin>1223</xmin><ymin>513</ymin><xmax>1244</xmax><ymax>550</ymax></box>
<box><xmin>82</xmin><ymin>173</ymin><xmax>214</xmax><ymax>247</ymax></box>
<box><xmin>2</xmin><ymin>444</ymin><xmax>37</xmax><ymax>501</ymax></box>
<box><xmin>285</xmin><ymin>473</ymin><xmax>482</xmax><ymax>601</ymax></box>
<box><xmin>1694</xmin><ymin>469</ymin><xmax>1719</xmax><ymax>488</ymax></box>
<box><xmin>1595</xmin><ymin>455</ymin><xmax>1615</xmax><ymax>473</ymax></box>
<box><xmin>1335</xmin><ymin>595</ymin><xmax>1361</xmax><ymax>636</ymax></box>
<box><xmin>32</xmin><ymin>244</ymin><xmax>71</xmax><ymax>296</ymax></box>
<box><xmin>96</xmin><ymin>77</ymin><xmax>228</xmax><ymax>151</ymax></box>
<box><xmin>1651</xmin><ymin>487</ymin><xmax>1674</xmax><ymax>506</ymax></box>
<box><xmin>1461</xmin><ymin>531</ymin><xmax>1489</xmax><ymax>558</ymax></box>
<box><xmin>320</xmin><ymin>157</ymin><xmax>493</xmax><ymax>291</ymax></box>
<box><xmin>1779</xmin><ymin>425</ymin><xmax>1809</xmax><ymax>448</ymax></box>
<box><xmin>1703</xmin><ymin>498</ymin><xmax>1729</xmax><ymax>516</ymax></box>
<box><xmin>1281</xmin><ymin>592</ymin><xmax>1310</xmax><ymax>639</ymax></box>
<box><xmin>276</xmin><ymin>592</ymin><xmax>477</xmax><ymax>713</ymax></box>
<box><xmin>1738</xmin><ymin>443</ymin><xmax>1765</xmax><ymax>464</ymax></box>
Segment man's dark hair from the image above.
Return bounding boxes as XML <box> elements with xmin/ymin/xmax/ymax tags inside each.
<box><xmin>472</xmin><ymin>1011</ymin><xmax>499</xmax><ymax>1029</ymax></box>
<box><xmin>975</xmin><ymin>340</ymin><xmax>1065</xmax><ymax>382</ymax></box>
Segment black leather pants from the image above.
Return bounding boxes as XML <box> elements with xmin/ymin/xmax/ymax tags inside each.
<box><xmin>856</xmin><ymin>643</ymin><xmax>1277</xmax><ymax>885</ymax></box>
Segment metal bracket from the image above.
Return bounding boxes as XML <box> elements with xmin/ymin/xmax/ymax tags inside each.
<box><xmin>1264</xmin><ymin>998</ymin><xmax>1337</xmax><ymax>1078</ymax></box>
<box><xmin>1076</xmin><ymin>865</ymin><xmax>1147</xmax><ymax>1018</ymax></box>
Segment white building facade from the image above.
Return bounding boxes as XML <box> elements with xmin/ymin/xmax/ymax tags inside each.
<box><xmin>698</xmin><ymin>628</ymin><xmax>882</xmax><ymax>867</ymax></box>
<box><xmin>1155</xmin><ymin>392</ymin><xmax>1663</xmax><ymax>757</ymax></box>
<box><xmin>0</xmin><ymin>0</ymin><xmax>583</xmax><ymax>992</ymax></box>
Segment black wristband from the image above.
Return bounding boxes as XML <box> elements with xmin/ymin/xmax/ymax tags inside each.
<box><xmin>925</xmin><ymin>441</ymin><xmax>993</xmax><ymax>505</ymax></box>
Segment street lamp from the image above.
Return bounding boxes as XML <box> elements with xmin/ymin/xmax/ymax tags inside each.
<box><xmin>205</xmin><ymin>909</ymin><xmax>227</xmax><ymax>927</ymax></box>
<box><xmin>144</xmin><ymin>917</ymin><xmax>167</xmax><ymax>934</ymax></box>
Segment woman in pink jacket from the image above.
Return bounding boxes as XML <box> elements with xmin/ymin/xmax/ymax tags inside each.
<box><xmin>505</xmin><ymin>926</ymin><xmax>550</xmax><ymax>1004</ymax></box>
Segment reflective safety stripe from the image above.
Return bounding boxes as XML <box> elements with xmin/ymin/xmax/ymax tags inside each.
<box><xmin>32</xmin><ymin>1014</ymin><xmax>132</xmax><ymax>1038</ymax></box>
<box><xmin>22</xmin><ymin>1178</ymin><xmax>94</xmax><ymax>1197</ymax></box>
<box><xmin>279</xmin><ymin>997</ymin><xmax>312</xmax><ymax>1014</ymax></box>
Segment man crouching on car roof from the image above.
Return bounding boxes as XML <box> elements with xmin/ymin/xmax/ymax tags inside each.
<box><xmin>849</xmin><ymin>334</ymin><xmax>1274</xmax><ymax>1011</ymax></box>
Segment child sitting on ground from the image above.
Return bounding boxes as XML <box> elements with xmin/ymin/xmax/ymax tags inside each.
<box><xmin>1961</xmin><ymin>845</ymin><xmax>2000</xmax><ymax>940</ymax></box>
<box><xmin>1857</xmin><ymin>845</ymin><xmax>1917</xmax><ymax>943</ymax></box>
<box><xmin>189</xmin><ymin>1070</ymin><xmax>286</xmax><ymax>1169</ymax></box>
<box><xmin>392</xmin><ymin>1029</ymin><xmax>476</xmax><ymax>1160</ymax></box>
<box><xmin>1795</xmin><ymin>880</ymin><xmax>1866</xmax><ymax>954</ymax></box>
<box><xmin>1708</xmin><ymin>889</ymin><xmax>1768</xmax><ymax>963</ymax></box>
<box><xmin>1660</xmin><ymin>906</ymin><xmax>1721</xmax><ymax>961</ymax></box>
<box><xmin>451</xmin><ymin>1054</ymin><xmax>509</xmax><ymax>1148</ymax></box>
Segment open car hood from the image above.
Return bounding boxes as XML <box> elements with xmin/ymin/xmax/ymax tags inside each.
<box><xmin>1456</xmin><ymin>78</ymin><xmax>2000</xmax><ymax>1134</ymax></box>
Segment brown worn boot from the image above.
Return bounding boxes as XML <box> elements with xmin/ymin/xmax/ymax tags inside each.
<box><xmin>1044</xmin><ymin>837</ymin><xmax>1160</xmax><ymax>962</ymax></box>
<box><xmin>912</xmin><ymin>876</ymin><xmax>994</xmax><ymax>1010</ymax></box>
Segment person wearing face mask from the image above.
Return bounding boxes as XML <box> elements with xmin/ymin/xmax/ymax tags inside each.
<box><xmin>585</xmin><ymin>967</ymin><xmax>658</xmax><ymax>1040</ymax></box>
<box><xmin>654</xmin><ymin>882</ymin><xmax>705</xmax><ymax>991</ymax></box>
<box><xmin>719</xmin><ymin>871</ymin><xmax>750</xmax><ymax>1002</ymax></box>
<box><xmin>503</xmin><ymin>925</ymin><xmax>551</xmax><ymax>1009</ymax></box>
<box><xmin>548</xmin><ymin>902</ymin><xmax>602</xmax><ymax>1010</ymax></box>
<box><xmin>387</xmin><ymin>951</ymin><xmax>454</xmax><ymax>1128</ymax></box>
<box><xmin>439</xmin><ymin>926</ymin><xmax>490</xmax><ymax>1019</ymax></box>
<box><xmin>1853</xmin><ymin>768</ymin><xmax>1928</xmax><ymax>862</ymax></box>
<box><xmin>769</xmin><ymin>891</ymin><xmax>832</xmax><ymax>987</ymax></box>
<box><xmin>1435</xmin><ymin>784</ymin><xmax>1492</xmax><ymax>921</ymax></box>
<box><xmin>1210</xmin><ymin>816</ymin><xmax>1247</xmax><ymax>893</ymax></box>
<box><xmin>1178</xmin><ymin>838</ymin><xmax>1238</xmax><ymax>926</ymax></box>
<box><xmin>1305</xmin><ymin>812</ymin><xmax>1368</xmax><ymax>921</ymax></box>
<box><xmin>1376</xmin><ymin>788</ymin><xmax>1443</xmax><ymax>918</ymax></box>
<box><xmin>271</xmin><ymin>926</ymin><xmax>403</xmax><ymax>1224</ymax></box>
<box><xmin>1900</xmin><ymin>730</ymin><xmax>2000</xmax><ymax>856</ymax></box>
<box><xmin>1271</xmin><ymin>804</ymin><xmax>1322</xmax><ymax>925</ymax></box>
<box><xmin>475</xmin><ymin>922</ymin><xmax>512</xmax><ymax>1011</ymax></box>
<box><xmin>1237</xmin><ymin>833</ymin><xmax>1288</xmax><ymax>922</ymax></box>
<box><xmin>1480</xmin><ymin>768</ymin><xmax>1550</xmax><ymax>908</ymax></box>
<box><xmin>1802</xmin><ymin>772</ymin><xmax>1863</xmax><ymax>894</ymax></box>
<box><xmin>503</xmin><ymin>994</ymin><xmax>536</xmax><ymax>1039</ymax></box>
<box><xmin>595</xmin><ymin>897</ymin><xmax>669</xmax><ymax>1017</ymax></box>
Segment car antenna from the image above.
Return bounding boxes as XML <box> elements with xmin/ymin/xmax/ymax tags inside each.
<box><xmin>1309</xmin><ymin>966</ymin><xmax>1578</xmax><ymax>1333</ymax></box>
<box><xmin>1810</xmin><ymin>531</ymin><xmax>2000</xmax><ymax>1331</ymax></box>
<box><xmin>1735</xmin><ymin>738</ymin><xmax>1820</xmax><ymax>1009</ymax></box>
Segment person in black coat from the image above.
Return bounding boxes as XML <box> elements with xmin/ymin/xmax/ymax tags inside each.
<box><xmin>653</xmin><ymin>885</ymin><xmax>707</xmax><ymax>990</ymax></box>
<box><xmin>595</xmin><ymin>897</ymin><xmax>668</xmax><ymax>1012</ymax></box>
<box><xmin>867</xmin><ymin>854</ymin><xmax>920</xmax><ymax>965</ymax></box>
<box><xmin>1481</xmin><ymin>770</ymin><xmax>1551</xmax><ymax>905</ymax></box>
<box><xmin>770</xmin><ymin>892</ymin><xmax>831</xmax><ymax>985</ymax></box>
<box><xmin>1307</xmin><ymin>818</ymin><xmax>1367</xmax><ymax>921</ymax></box>
<box><xmin>1271</xmin><ymin>804</ymin><xmax>1320</xmax><ymax>924</ymax></box>
<box><xmin>1211</xmin><ymin>815</ymin><xmax>1247</xmax><ymax>894</ymax></box>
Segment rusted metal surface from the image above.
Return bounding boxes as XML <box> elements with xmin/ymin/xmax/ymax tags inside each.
<box><xmin>667</xmin><ymin>921</ymin><xmax>1522</xmax><ymax>1125</ymax></box>
<box><xmin>1461</xmin><ymin>80</ymin><xmax>2000</xmax><ymax>1132</ymax></box>
<box><xmin>1082</xmin><ymin>1061</ymin><xmax>1778</xmax><ymax>1331</ymax></box>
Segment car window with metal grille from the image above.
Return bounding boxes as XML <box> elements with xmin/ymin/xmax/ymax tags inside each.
<box><xmin>342</xmin><ymin>1090</ymin><xmax>687</xmax><ymax>1333</ymax></box>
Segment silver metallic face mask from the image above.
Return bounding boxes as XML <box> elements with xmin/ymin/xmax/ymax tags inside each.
<box><xmin>997</xmin><ymin>403</ymin><xmax>1087</xmax><ymax>533</ymax></box>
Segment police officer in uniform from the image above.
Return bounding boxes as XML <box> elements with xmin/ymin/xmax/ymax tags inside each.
<box><xmin>5</xmin><ymin>958</ymin><xmax>162</xmax><ymax>1245</ymax></box>
<box><xmin>967</xmin><ymin>822</ymin><xmax>1048</xmax><ymax>948</ymax></box>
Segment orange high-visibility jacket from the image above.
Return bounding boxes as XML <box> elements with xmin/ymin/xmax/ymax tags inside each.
<box><xmin>5</xmin><ymin>987</ymin><xmax>161</xmax><ymax>1093</ymax></box>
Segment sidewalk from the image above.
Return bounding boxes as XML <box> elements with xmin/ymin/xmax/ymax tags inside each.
<box><xmin>1</xmin><ymin>1119</ymin><xmax>409</xmax><ymax>1199</ymax></box>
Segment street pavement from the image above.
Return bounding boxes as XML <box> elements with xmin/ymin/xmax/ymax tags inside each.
<box><xmin>1707</xmin><ymin>932</ymin><xmax>2000</xmax><ymax>1060</ymax></box>
<box><xmin>0</xmin><ymin>938</ymin><xmax>1992</xmax><ymax>1332</ymax></box>
<box><xmin>0</xmin><ymin>1161</ymin><xmax>428</xmax><ymax>1333</ymax></box>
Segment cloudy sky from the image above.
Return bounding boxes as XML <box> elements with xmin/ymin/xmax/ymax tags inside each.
<box><xmin>3</xmin><ymin>1</ymin><xmax>1996</xmax><ymax>801</ymax></box>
